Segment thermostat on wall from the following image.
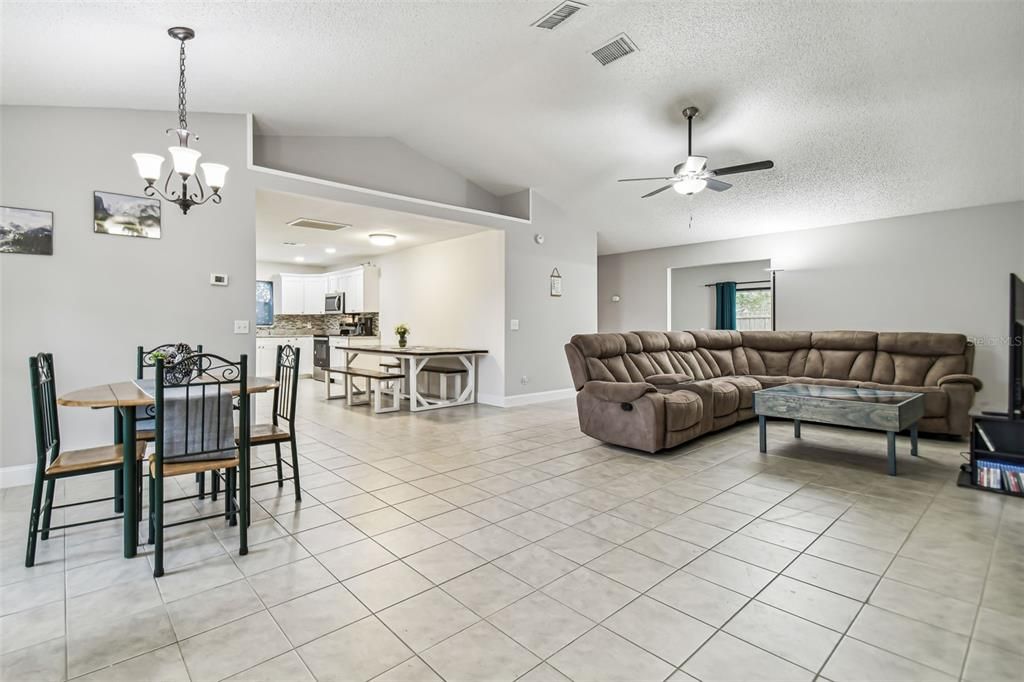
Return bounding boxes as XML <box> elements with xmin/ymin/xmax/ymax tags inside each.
<box><xmin>210</xmin><ymin>274</ymin><xmax>229</xmax><ymax>286</ymax></box>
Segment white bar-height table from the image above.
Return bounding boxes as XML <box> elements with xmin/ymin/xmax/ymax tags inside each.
<box><xmin>336</xmin><ymin>345</ymin><xmax>488</xmax><ymax>411</ymax></box>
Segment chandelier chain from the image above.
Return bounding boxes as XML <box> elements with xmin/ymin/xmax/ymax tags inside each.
<box><xmin>177</xmin><ymin>38</ymin><xmax>188</xmax><ymax>130</ymax></box>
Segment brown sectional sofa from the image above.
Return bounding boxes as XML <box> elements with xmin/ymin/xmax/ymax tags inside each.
<box><xmin>564</xmin><ymin>330</ymin><xmax>982</xmax><ymax>453</ymax></box>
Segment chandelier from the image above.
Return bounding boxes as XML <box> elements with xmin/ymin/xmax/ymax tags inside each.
<box><xmin>132</xmin><ymin>27</ymin><xmax>227</xmax><ymax>215</ymax></box>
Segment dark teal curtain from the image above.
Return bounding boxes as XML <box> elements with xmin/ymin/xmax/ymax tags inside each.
<box><xmin>715</xmin><ymin>282</ymin><xmax>737</xmax><ymax>330</ymax></box>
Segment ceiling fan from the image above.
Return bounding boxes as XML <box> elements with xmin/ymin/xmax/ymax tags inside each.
<box><xmin>619</xmin><ymin>107</ymin><xmax>774</xmax><ymax>198</ymax></box>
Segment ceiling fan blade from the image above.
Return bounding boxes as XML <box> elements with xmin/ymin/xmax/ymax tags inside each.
<box><xmin>641</xmin><ymin>184</ymin><xmax>674</xmax><ymax>198</ymax></box>
<box><xmin>618</xmin><ymin>177</ymin><xmax>675</xmax><ymax>182</ymax></box>
<box><xmin>705</xmin><ymin>178</ymin><xmax>732</xmax><ymax>192</ymax></box>
<box><xmin>710</xmin><ymin>160</ymin><xmax>774</xmax><ymax>177</ymax></box>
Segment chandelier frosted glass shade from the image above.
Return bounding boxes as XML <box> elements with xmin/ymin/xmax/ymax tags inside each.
<box><xmin>168</xmin><ymin>146</ymin><xmax>202</xmax><ymax>177</ymax></box>
<box><xmin>132</xmin><ymin>153</ymin><xmax>165</xmax><ymax>181</ymax></box>
<box><xmin>200</xmin><ymin>163</ymin><xmax>229</xmax><ymax>190</ymax></box>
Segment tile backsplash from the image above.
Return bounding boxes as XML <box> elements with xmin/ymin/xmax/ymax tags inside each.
<box><xmin>256</xmin><ymin>313</ymin><xmax>378</xmax><ymax>337</ymax></box>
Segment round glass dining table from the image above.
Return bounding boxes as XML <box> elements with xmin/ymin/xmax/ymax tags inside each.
<box><xmin>57</xmin><ymin>377</ymin><xmax>277</xmax><ymax>558</ymax></box>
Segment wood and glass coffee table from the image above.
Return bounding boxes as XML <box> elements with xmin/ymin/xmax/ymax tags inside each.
<box><xmin>753</xmin><ymin>383</ymin><xmax>925</xmax><ymax>475</ymax></box>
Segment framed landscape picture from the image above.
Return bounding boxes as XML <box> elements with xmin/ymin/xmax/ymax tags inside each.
<box><xmin>93</xmin><ymin>191</ymin><xmax>161</xmax><ymax>239</ymax></box>
<box><xmin>0</xmin><ymin>206</ymin><xmax>53</xmax><ymax>255</ymax></box>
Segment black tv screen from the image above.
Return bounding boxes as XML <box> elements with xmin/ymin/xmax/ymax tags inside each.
<box><xmin>1012</xmin><ymin>273</ymin><xmax>1023</xmax><ymax>419</ymax></box>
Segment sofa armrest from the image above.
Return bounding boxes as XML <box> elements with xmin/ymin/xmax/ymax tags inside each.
<box><xmin>582</xmin><ymin>381</ymin><xmax>657</xmax><ymax>403</ymax></box>
<box><xmin>645</xmin><ymin>373</ymin><xmax>693</xmax><ymax>390</ymax></box>
<box><xmin>937</xmin><ymin>374</ymin><xmax>983</xmax><ymax>391</ymax></box>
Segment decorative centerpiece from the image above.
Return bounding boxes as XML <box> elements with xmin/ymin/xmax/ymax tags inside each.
<box><xmin>394</xmin><ymin>323</ymin><xmax>410</xmax><ymax>348</ymax></box>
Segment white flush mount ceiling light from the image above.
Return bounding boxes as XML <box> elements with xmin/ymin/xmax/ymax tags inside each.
<box><xmin>132</xmin><ymin>27</ymin><xmax>228</xmax><ymax>215</ymax></box>
<box><xmin>673</xmin><ymin>177</ymin><xmax>708</xmax><ymax>195</ymax></box>
<box><xmin>369</xmin><ymin>233</ymin><xmax>397</xmax><ymax>247</ymax></box>
<box><xmin>294</xmin><ymin>256</ymin><xmax>305</xmax><ymax>262</ymax></box>
<box><xmin>324</xmin><ymin>247</ymin><xmax>337</xmax><ymax>254</ymax></box>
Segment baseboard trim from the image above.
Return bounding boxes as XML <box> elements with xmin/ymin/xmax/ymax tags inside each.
<box><xmin>0</xmin><ymin>464</ymin><xmax>35</xmax><ymax>489</ymax></box>
<box><xmin>502</xmin><ymin>388</ymin><xmax>577</xmax><ymax>408</ymax></box>
<box><xmin>477</xmin><ymin>393</ymin><xmax>507</xmax><ymax>408</ymax></box>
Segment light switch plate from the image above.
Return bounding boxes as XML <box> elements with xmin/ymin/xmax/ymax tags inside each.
<box><xmin>233</xmin><ymin>320</ymin><xmax>250</xmax><ymax>334</ymax></box>
<box><xmin>510</xmin><ymin>319</ymin><xmax>520</xmax><ymax>331</ymax></box>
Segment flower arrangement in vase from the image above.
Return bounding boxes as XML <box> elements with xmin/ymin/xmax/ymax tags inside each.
<box><xmin>394</xmin><ymin>323</ymin><xmax>410</xmax><ymax>348</ymax></box>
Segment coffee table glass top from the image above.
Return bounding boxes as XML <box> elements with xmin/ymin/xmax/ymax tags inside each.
<box><xmin>757</xmin><ymin>383</ymin><xmax>922</xmax><ymax>405</ymax></box>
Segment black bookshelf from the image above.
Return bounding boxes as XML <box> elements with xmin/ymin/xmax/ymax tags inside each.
<box><xmin>958</xmin><ymin>414</ymin><xmax>1024</xmax><ymax>497</ymax></box>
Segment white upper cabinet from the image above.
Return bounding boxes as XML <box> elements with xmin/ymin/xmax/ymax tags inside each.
<box><xmin>275</xmin><ymin>275</ymin><xmax>306</xmax><ymax>315</ymax></box>
<box><xmin>273</xmin><ymin>265</ymin><xmax>378</xmax><ymax>315</ymax></box>
<box><xmin>303</xmin><ymin>277</ymin><xmax>326</xmax><ymax>315</ymax></box>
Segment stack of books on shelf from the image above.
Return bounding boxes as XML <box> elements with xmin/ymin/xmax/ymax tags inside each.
<box><xmin>975</xmin><ymin>459</ymin><xmax>1024</xmax><ymax>493</ymax></box>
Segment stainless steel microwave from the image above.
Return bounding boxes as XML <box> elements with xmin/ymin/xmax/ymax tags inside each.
<box><xmin>325</xmin><ymin>293</ymin><xmax>344</xmax><ymax>313</ymax></box>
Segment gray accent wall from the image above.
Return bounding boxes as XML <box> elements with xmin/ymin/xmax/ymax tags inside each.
<box><xmin>598</xmin><ymin>201</ymin><xmax>1024</xmax><ymax>413</ymax></box>
<box><xmin>1</xmin><ymin>106</ymin><xmax>257</xmax><ymax>470</ymax></box>
<box><xmin>254</xmin><ymin>135</ymin><xmax>507</xmax><ymax>216</ymax></box>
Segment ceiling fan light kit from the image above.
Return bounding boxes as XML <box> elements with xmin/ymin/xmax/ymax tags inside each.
<box><xmin>132</xmin><ymin>27</ymin><xmax>228</xmax><ymax>215</ymax></box>
<box><xmin>618</xmin><ymin>106</ymin><xmax>773</xmax><ymax>200</ymax></box>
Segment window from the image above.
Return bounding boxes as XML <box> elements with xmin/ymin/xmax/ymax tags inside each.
<box><xmin>735</xmin><ymin>287</ymin><xmax>772</xmax><ymax>330</ymax></box>
<box><xmin>256</xmin><ymin>280</ymin><xmax>274</xmax><ymax>326</ymax></box>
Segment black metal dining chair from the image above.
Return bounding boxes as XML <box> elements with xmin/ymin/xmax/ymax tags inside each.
<box><xmin>25</xmin><ymin>353</ymin><xmax>146</xmax><ymax>567</ymax></box>
<box><xmin>148</xmin><ymin>353</ymin><xmax>249</xmax><ymax>577</ymax></box>
<box><xmin>240</xmin><ymin>344</ymin><xmax>302</xmax><ymax>501</ymax></box>
<box><xmin>137</xmin><ymin>343</ymin><xmax>204</xmax><ymax>494</ymax></box>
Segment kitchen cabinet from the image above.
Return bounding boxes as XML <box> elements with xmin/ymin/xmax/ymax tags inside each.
<box><xmin>273</xmin><ymin>266</ymin><xmax>378</xmax><ymax>315</ymax></box>
<box><xmin>275</xmin><ymin>275</ymin><xmax>306</xmax><ymax>315</ymax></box>
<box><xmin>303</xmin><ymin>277</ymin><xmax>326</xmax><ymax>315</ymax></box>
<box><xmin>257</xmin><ymin>336</ymin><xmax>315</xmax><ymax>377</ymax></box>
<box><xmin>298</xmin><ymin>337</ymin><xmax>314</xmax><ymax>375</ymax></box>
<box><xmin>323</xmin><ymin>265</ymin><xmax>379</xmax><ymax>313</ymax></box>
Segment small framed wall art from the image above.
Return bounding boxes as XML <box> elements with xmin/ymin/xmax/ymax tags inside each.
<box><xmin>550</xmin><ymin>267</ymin><xmax>562</xmax><ymax>297</ymax></box>
<box><xmin>93</xmin><ymin>191</ymin><xmax>161</xmax><ymax>239</ymax></box>
<box><xmin>0</xmin><ymin>205</ymin><xmax>53</xmax><ymax>255</ymax></box>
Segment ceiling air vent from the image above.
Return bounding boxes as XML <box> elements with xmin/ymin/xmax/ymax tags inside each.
<box><xmin>286</xmin><ymin>218</ymin><xmax>351</xmax><ymax>231</ymax></box>
<box><xmin>533</xmin><ymin>1</ymin><xmax>586</xmax><ymax>30</ymax></box>
<box><xmin>591</xmin><ymin>33</ymin><xmax>637</xmax><ymax>66</ymax></box>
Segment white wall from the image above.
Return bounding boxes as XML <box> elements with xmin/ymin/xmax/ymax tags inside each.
<box><xmin>504</xmin><ymin>193</ymin><xmax>598</xmax><ymax>398</ymax></box>
<box><xmin>670</xmin><ymin>260</ymin><xmax>771</xmax><ymax>330</ymax></box>
<box><xmin>256</xmin><ymin>261</ymin><xmax>325</xmax><ymax>280</ymax></box>
<box><xmin>599</xmin><ymin>201</ymin><xmax>1024</xmax><ymax>411</ymax></box>
<box><xmin>254</xmin><ymin>135</ymin><xmax>508</xmax><ymax>216</ymax></box>
<box><xmin>1</xmin><ymin>107</ymin><xmax>257</xmax><ymax>471</ymax></box>
<box><xmin>373</xmin><ymin>231</ymin><xmax>506</xmax><ymax>402</ymax></box>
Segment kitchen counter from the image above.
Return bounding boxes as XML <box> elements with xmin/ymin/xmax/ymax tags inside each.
<box><xmin>330</xmin><ymin>335</ymin><xmax>380</xmax><ymax>346</ymax></box>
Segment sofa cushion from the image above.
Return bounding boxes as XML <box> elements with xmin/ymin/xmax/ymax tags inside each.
<box><xmin>647</xmin><ymin>373</ymin><xmax>694</xmax><ymax>390</ymax></box>
<box><xmin>665</xmin><ymin>390</ymin><xmax>703</xmax><ymax>432</ymax></box>
<box><xmin>877</xmin><ymin>332</ymin><xmax>966</xmax><ymax>356</ymax></box>
<box><xmin>790</xmin><ymin>377</ymin><xmax>863</xmax><ymax>388</ymax></box>
<box><xmin>690</xmin><ymin>379</ymin><xmax>740</xmax><ymax>417</ymax></box>
<box><xmin>748</xmin><ymin>374</ymin><xmax>792</xmax><ymax>389</ymax></box>
<box><xmin>571</xmin><ymin>333</ymin><xmax>626</xmax><ymax>359</ymax></box>
<box><xmin>858</xmin><ymin>382</ymin><xmax>949</xmax><ymax>417</ymax></box>
<box><xmin>718</xmin><ymin>376</ymin><xmax>762</xmax><ymax>409</ymax></box>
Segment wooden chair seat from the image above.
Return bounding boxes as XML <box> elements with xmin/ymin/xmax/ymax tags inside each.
<box><xmin>138</xmin><ymin>430</ymin><xmax>156</xmax><ymax>443</ymax></box>
<box><xmin>239</xmin><ymin>423</ymin><xmax>291</xmax><ymax>444</ymax></box>
<box><xmin>46</xmin><ymin>442</ymin><xmax>146</xmax><ymax>476</ymax></box>
<box><xmin>150</xmin><ymin>456</ymin><xmax>239</xmax><ymax>478</ymax></box>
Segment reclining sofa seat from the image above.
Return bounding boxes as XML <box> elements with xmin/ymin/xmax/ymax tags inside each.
<box><xmin>564</xmin><ymin>330</ymin><xmax>981</xmax><ymax>453</ymax></box>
